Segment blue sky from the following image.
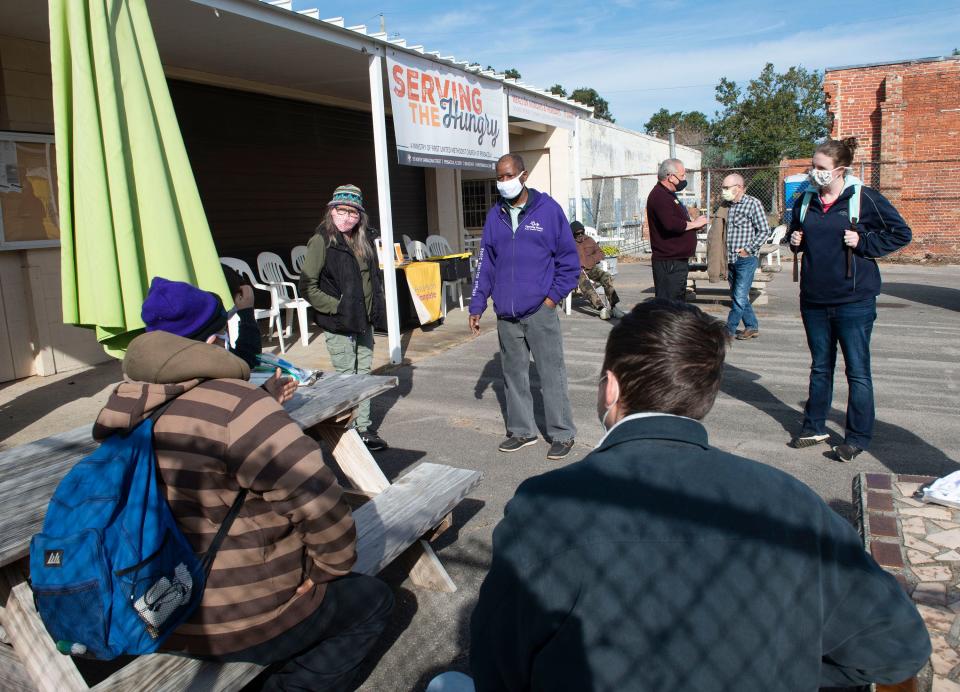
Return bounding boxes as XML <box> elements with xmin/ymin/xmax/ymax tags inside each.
<box><xmin>290</xmin><ymin>0</ymin><xmax>960</xmax><ymax>133</ymax></box>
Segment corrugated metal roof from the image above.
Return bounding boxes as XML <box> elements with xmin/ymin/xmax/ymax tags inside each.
<box><xmin>259</xmin><ymin>0</ymin><xmax>593</xmax><ymax>116</ymax></box>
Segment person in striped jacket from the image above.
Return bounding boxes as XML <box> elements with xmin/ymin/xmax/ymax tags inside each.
<box><xmin>93</xmin><ymin>277</ymin><xmax>393</xmax><ymax>691</ymax></box>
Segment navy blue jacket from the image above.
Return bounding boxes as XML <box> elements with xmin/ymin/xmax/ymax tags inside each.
<box><xmin>469</xmin><ymin>188</ymin><xmax>580</xmax><ymax>319</ymax></box>
<box><xmin>789</xmin><ymin>180</ymin><xmax>911</xmax><ymax>304</ymax></box>
<box><xmin>471</xmin><ymin>415</ymin><xmax>930</xmax><ymax>691</ymax></box>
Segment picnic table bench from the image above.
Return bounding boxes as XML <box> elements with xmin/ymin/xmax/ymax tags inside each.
<box><xmin>0</xmin><ymin>372</ymin><xmax>481</xmax><ymax>691</ymax></box>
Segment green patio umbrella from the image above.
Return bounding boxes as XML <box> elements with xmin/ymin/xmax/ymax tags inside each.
<box><xmin>51</xmin><ymin>0</ymin><xmax>231</xmax><ymax>357</ymax></box>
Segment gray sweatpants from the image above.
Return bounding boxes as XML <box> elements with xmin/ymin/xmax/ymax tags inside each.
<box><xmin>496</xmin><ymin>304</ymin><xmax>576</xmax><ymax>442</ymax></box>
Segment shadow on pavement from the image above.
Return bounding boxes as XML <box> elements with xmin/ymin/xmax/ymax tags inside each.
<box><xmin>0</xmin><ymin>362</ymin><xmax>121</xmax><ymax>447</ymax></box>
<box><xmin>722</xmin><ymin>363</ymin><xmax>958</xmax><ymax>477</ymax></box>
<box><xmin>881</xmin><ymin>282</ymin><xmax>960</xmax><ymax>312</ymax></box>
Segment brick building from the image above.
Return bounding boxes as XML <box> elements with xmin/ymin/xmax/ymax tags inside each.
<box><xmin>822</xmin><ymin>56</ymin><xmax>960</xmax><ymax>259</ymax></box>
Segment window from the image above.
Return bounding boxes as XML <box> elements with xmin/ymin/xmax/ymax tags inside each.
<box><xmin>0</xmin><ymin>132</ymin><xmax>59</xmax><ymax>250</ymax></box>
<box><xmin>461</xmin><ymin>179</ymin><xmax>498</xmax><ymax>229</ymax></box>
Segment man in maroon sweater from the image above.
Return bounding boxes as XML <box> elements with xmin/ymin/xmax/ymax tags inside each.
<box><xmin>646</xmin><ymin>158</ymin><xmax>708</xmax><ymax>301</ymax></box>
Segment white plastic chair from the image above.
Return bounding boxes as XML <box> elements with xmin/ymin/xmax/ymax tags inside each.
<box><xmin>763</xmin><ymin>225</ymin><xmax>787</xmax><ymax>269</ymax></box>
<box><xmin>256</xmin><ymin>251</ymin><xmax>310</xmax><ymax>347</ymax></box>
<box><xmin>425</xmin><ymin>234</ymin><xmax>452</xmax><ymax>257</ymax></box>
<box><xmin>425</xmin><ymin>235</ymin><xmax>464</xmax><ymax>316</ymax></box>
<box><xmin>406</xmin><ymin>240</ymin><xmax>429</xmax><ymax>261</ymax></box>
<box><xmin>291</xmin><ymin>245</ymin><xmax>308</xmax><ymax>276</ymax></box>
<box><xmin>402</xmin><ymin>234</ymin><xmax>413</xmax><ymax>248</ymax></box>
<box><xmin>219</xmin><ymin>256</ymin><xmax>286</xmax><ymax>353</ymax></box>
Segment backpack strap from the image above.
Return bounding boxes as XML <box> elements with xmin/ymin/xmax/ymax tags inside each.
<box><xmin>847</xmin><ymin>183</ymin><xmax>861</xmax><ymax>224</ymax></box>
<box><xmin>798</xmin><ymin>190</ymin><xmax>814</xmax><ymax>225</ymax></box>
<box><xmin>149</xmin><ymin>396</ymin><xmax>248</xmax><ymax>578</ymax></box>
<box><xmin>199</xmin><ymin>488</ymin><xmax>248</xmax><ymax>577</ymax></box>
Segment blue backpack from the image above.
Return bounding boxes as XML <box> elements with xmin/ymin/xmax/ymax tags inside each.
<box><xmin>29</xmin><ymin>403</ymin><xmax>246</xmax><ymax>659</ymax></box>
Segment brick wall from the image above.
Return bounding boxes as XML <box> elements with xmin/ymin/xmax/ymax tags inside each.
<box><xmin>825</xmin><ymin>57</ymin><xmax>960</xmax><ymax>259</ymax></box>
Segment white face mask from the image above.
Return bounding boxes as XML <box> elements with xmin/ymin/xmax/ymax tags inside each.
<box><xmin>809</xmin><ymin>167</ymin><xmax>841</xmax><ymax>188</ymax></box>
<box><xmin>597</xmin><ymin>374</ymin><xmax>620</xmax><ymax>432</ymax></box>
<box><xmin>721</xmin><ymin>188</ymin><xmax>736</xmax><ymax>202</ymax></box>
<box><xmin>497</xmin><ymin>173</ymin><xmax>524</xmax><ymax>201</ymax></box>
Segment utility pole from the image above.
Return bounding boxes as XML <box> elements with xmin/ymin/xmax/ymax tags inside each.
<box><xmin>379</xmin><ymin>13</ymin><xmax>385</xmax><ymax>34</ymax></box>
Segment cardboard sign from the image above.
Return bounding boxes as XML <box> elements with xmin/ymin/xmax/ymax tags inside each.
<box><xmin>387</xmin><ymin>51</ymin><xmax>505</xmax><ymax>171</ymax></box>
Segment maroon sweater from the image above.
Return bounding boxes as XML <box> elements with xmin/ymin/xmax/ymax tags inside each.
<box><xmin>646</xmin><ymin>182</ymin><xmax>695</xmax><ymax>261</ymax></box>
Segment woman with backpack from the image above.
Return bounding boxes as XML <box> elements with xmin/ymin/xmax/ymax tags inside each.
<box><xmin>788</xmin><ymin>137</ymin><xmax>911</xmax><ymax>461</ymax></box>
<box><xmin>300</xmin><ymin>184</ymin><xmax>388</xmax><ymax>452</ymax></box>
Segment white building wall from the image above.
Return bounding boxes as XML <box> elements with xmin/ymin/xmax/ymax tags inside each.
<box><xmin>575</xmin><ymin>118</ymin><xmax>702</xmax><ymax>227</ymax></box>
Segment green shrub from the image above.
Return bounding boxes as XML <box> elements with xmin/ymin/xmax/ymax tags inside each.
<box><xmin>601</xmin><ymin>245</ymin><xmax>620</xmax><ymax>257</ymax></box>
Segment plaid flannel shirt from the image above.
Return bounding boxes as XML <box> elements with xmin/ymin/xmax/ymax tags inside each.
<box><xmin>726</xmin><ymin>194</ymin><xmax>771</xmax><ymax>263</ymax></box>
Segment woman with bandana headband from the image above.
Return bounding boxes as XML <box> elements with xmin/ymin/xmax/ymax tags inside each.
<box><xmin>788</xmin><ymin>137</ymin><xmax>911</xmax><ymax>461</ymax></box>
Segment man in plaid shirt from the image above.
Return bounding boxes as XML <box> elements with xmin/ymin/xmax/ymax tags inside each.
<box><xmin>721</xmin><ymin>174</ymin><xmax>770</xmax><ymax>339</ymax></box>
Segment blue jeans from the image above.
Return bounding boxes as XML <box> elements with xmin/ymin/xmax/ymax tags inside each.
<box><xmin>726</xmin><ymin>255</ymin><xmax>759</xmax><ymax>334</ymax></box>
<box><xmin>800</xmin><ymin>297</ymin><xmax>877</xmax><ymax>449</ymax></box>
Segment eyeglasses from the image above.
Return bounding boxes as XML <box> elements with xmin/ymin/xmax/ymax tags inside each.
<box><xmin>721</xmin><ymin>184</ymin><xmax>742</xmax><ymax>190</ymax></box>
<box><xmin>333</xmin><ymin>207</ymin><xmax>360</xmax><ymax>219</ymax></box>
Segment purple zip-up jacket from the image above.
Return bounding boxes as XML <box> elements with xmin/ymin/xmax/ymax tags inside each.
<box><xmin>469</xmin><ymin>188</ymin><xmax>580</xmax><ymax>319</ymax></box>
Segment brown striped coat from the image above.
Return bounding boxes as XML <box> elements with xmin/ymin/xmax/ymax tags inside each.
<box><xmin>94</xmin><ymin>334</ymin><xmax>356</xmax><ymax>656</ymax></box>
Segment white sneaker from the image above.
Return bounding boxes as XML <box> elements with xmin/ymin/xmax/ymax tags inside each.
<box><xmin>599</xmin><ymin>307</ymin><xmax>610</xmax><ymax>320</ymax></box>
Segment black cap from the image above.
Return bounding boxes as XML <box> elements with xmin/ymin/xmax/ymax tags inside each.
<box><xmin>570</xmin><ymin>221</ymin><xmax>585</xmax><ymax>235</ymax></box>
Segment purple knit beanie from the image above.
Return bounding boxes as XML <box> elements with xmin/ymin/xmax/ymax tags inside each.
<box><xmin>141</xmin><ymin>277</ymin><xmax>227</xmax><ymax>341</ymax></box>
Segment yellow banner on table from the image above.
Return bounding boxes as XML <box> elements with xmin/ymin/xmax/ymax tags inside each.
<box><xmin>401</xmin><ymin>261</ymin><xmax>442</xmax><ymax>324</ymax></box>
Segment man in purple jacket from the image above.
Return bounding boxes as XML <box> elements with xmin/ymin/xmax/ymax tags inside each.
<box><xmin>469</xmin><ymin>154</ymin><xmax>580</xmax><ymax>460</ymax></box>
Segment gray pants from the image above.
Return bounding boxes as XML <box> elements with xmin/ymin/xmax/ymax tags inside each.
<box><xmin>324</xmin><ymin>324</ymin><xmax>375</xmax><ymax>432</ymax></box>
<box><xmin>496</xmin><ymin>304</ymin><xmax>576</xmax><ymax>442</ymax></box>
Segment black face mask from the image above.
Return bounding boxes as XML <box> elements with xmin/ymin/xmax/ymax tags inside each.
<box><xmin>674</xmin><ymin>178</ymin><xmax>688</xmax><ymax>192</ymax></box>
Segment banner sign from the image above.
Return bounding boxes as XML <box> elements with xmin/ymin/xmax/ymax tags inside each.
<box><xmin>401</xmin><ymin>261</ymin><xmax>442</xmax><ymax>324</ymax></box>
<box><xmin>387</xmin><ymin>52</ymin><xmax>505</xmax><ymax>171</ymax></box>
<box><xmin>507</xmin><ymin>90</ymin><xmax>577</xmax><ymax>131</ymax></box>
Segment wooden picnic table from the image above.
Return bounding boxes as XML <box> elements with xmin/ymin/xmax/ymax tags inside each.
<box><xmin>0</xmin><ymin>371</ymin><xmax>481</xmax><ymax>691</ymax></box>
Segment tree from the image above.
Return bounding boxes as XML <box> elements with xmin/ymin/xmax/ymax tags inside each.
<box><xmin>644</xmin><ymin>109</ymin><xmax>711</xmax><ymax>147</ymax></box>
<box><xmin>570</xmin><ymin>87</ymin><xmax>615</xmax><ymax>122</ymax></box>
<box><xmin>549</xmin><ymin>84</ymin><xmax>567</xmax><ymax>97</ymax></box>
<box><xmin>711</xmin><ymin>63</ymin><xmax>828</xmax><ymax>165</ymax></box>
<box><xmin>503</xmin><ymin>68</ymin><xmax>522</xmax><ymax>80</ymax></box>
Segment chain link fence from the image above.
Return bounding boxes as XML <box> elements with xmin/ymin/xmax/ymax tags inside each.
<box><xmin>582</xmin><ymin>158</ymin><xmax>960</xmax><ymax>259</ymax></box>
<box><xmin>579</xmin><ymin>171</ymin><xmax>703</xmax><ymax>254</ymax></box>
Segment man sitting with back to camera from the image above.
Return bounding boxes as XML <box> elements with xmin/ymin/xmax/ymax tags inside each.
<box><xmin>466</xmin><ymin>299</ymin><xmax>930</xmax><ymax>691</ymax></box>
<box><xmin>93</xmin><ymin>277</ymin><xmax>394</xmax><ymax>691</ymax></box>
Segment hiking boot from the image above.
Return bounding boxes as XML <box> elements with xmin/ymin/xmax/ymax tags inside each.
<box><xmin>599</xmin><ymin>307</ymin><xmax>610</xmax><ymax>320</ymax></box>
<box><xmin>789</xmin><ymin>433</ymin><xmax>829</xmax><ymax>448</ymax></box>
<box><xmin>833</xmin><ymin>443</ymin><xmax>864</xmax><ymax>462</ymax></box>
<box><xmin>360</xmin><ymin>431</ymin><xmax>388</xmax><ymax>452</ymax></box>
<box><xmin>736</xmin><ymin>329</ymin><xmax>759</xmax><ymax>340</ymax></box>
<box><xmin>610</xmin><ymin>306</ymin><xmax>626</xmax><ymax>319</ymax></box>
<box><xmin>547</xmin><ymin>438</ymin><xmax>575</xmax><ymax>460</ymax></box>
<box><xmin>499</xmin><ymin>435</ymin><xmax>537</xmax><ymax>453</ymax></box>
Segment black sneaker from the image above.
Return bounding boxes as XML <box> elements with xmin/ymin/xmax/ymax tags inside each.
<box><xmin>833</xmin><ymin>443</ymin><xmax>864</xmax><ymax>462</ymax></box>
<box><xmin>789</xmin><ymin>433</ymin><xmax>829</xmax><ymax>448</ymax></box>
<box><xmin>360</xmin><ymin>432</ymin><xmax>388</xmax><ymax>452</ymax></box>
<box><xmin>547</xmin><ymin>439</ymin><xmax>575</xmax><ymax>460</ymax></box>
<box><xmin>499</xmin><ymin>435</ymin><xmax>537</xmax><ymax>452</ymax></box>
